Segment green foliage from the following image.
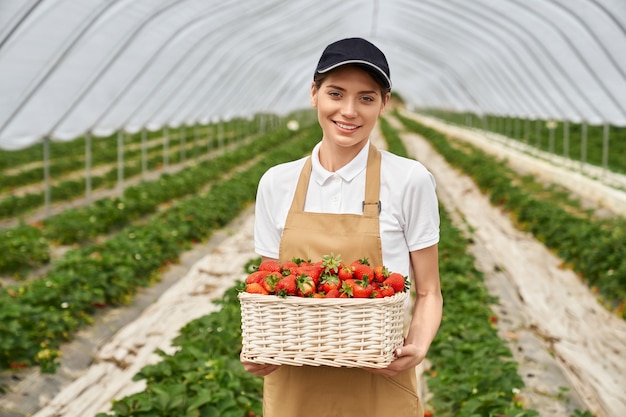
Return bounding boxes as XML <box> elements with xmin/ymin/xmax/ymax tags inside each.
<box><xmin>395</xmin><ymin>111</ymin><xmax>626</xmax><ymax>317</ymax></box>
<box><xmin>421</xmin><ymin>111</ymin><xmax>626</xmax><ymax>176</ymax></box>
<box><xmin>0</xmin><ymin>123</ymin><xmax>321</xmax><ymax>371</ymax></box>
<box><xmin>96</xmin><ymin>286</ymin><xmax>263</xmax><ymax>417</ymax></box>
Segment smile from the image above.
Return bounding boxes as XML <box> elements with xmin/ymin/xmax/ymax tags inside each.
<box><xmin>334</xmin><ymin>121</ymin><xmax>359</xmax><ymax>130</ymax></box>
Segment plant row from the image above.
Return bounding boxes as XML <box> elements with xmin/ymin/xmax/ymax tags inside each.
<box><xmin>0</xmin><ymin>115</ymin><xmax>278</xmax><ymax>172</ymax></box>
<box><xmin>0</xmin><ymin>120</ymin><xmax>257</xmax><ymax>220</ymax></box>
<box><xmin>0</xmin><ymin>124</ymin><xmax>321</xmax><ymax>372</ymax></box>
<box><xmin>421</xmin><ymin>110</ymin><xmax>626</xmax><ymax>176</ymax></box>
<box><xmin>381</xmin><ymin>117</ymin><xmax>539</xmax><ymax>416</ymax></box>
<box><xmin>0</xmin><ymin>123</ymin><xmax>300</xmax><ymax>277</ymax></box>
<box><xmin>395</xmin><ymin>111</ymin><xmax>626</xmax><ymax>317</ymax></box>
<box><xmin>0</xmin><ymin>117</ymin><xmax>257</xmax><ymax>193</ymax></box>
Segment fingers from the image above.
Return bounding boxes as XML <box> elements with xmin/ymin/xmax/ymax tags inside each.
<box><xmin>241</xmin><ymin>359</ymin><xmax>280</xmax><ymax>376</ymax></box>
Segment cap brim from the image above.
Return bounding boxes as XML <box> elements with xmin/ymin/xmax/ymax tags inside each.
<box><xmin>317</xmin><ymin>59</ymin><xmax>392</xmax><ymax>89</ymax></box>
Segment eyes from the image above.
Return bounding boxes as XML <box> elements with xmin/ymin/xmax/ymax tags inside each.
<box><xmin>327</xmin><ymin>90</ymin><xmax>377</xmax><ymax>103</ymax></box>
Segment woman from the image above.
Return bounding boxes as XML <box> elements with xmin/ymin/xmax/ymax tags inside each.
<box><xmin>242</xmin><ymin>37</ymin><xmax>442</xmax><ymax>417</ymax></box>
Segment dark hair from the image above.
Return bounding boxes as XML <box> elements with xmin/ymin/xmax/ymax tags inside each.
<box><xmin>313</xmin><ymin>64</ymin><xmax>391</xmax><ymax>97</ymax></box>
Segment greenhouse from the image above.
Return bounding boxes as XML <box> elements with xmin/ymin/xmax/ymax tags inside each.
<box><xmin>0</xmin><ymin>0</ymin><xmax>624</xmax><ymax>416</ymax></box>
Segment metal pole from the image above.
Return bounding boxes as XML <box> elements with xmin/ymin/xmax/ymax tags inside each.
<box><xmin>207</xmin><ymin>123</ymin><xmax>212</xmax><ymax>153</ymax></box>
<box><xmin>218</xmin><ymin>120</ymin><xmax>224</xmax><ymax>150</ymax></box>
<box><xmin>581</xmin><ymin>122</ymin><xmax>588</xmax><ymax>169</ymax></box>
<box><xmin>180</xmin><ymin>126</ymin><xmax>186</xmax><ymax>163</ymax></box>
<box><xmin>43</xmin><ymin>136</ymin><xmax>51</xmax><ymax>218</ymax></box>
<box><xmin>524</xmin><ymin>119</ymin><xmax>530</xmax><ymax>143</ymax></box>
<box><xmin>602</xmin><ymin>122</ymin><xmax>610</xmax><ymax>172</ymax></box>
<box><xmin>535</xmin><ymin>119</ymin><xmax>541</xmax><ymax>150</ymax></box>
<box><xmin>141</xmin><ymin>128</ymin><xmax>147</xmax><ymax>179</ymax></box>
<box><xmin>163</xmin><ymin>127</ymin><xmax>169</xmax><ymax>170</ymax></box>
<box><xmin>563</xmin><ymin>121</ymin><xmax>570</xmax><ymax>158</ymax></box>
<box><xmin>194</xmin><ymin>124</ymin><xmax>199</xmax><ymax>159</ymax></box>
<box><xmin>117</xmin><ymin>130</ymin><xmax>124</xmax><ymax>191</ymax></box>
<box><xmin>85</xmin><ymin>132</ymin><xmax>92</xmax><ymax>202</ymax></box>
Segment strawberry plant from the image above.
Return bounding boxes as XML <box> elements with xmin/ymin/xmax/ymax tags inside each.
<box><xmin>0</xmin><ymin>123</ymin><xmax>321</xmax><ymax>371</ymax></box>
<box><xmin>395</xmin><ymin>111</ymin><xmax>626</xmax><ymax>317</ymax></box>
<box><xmin>95</xmin><ymin>285</ymin><xmax>263</xmax><ymax>417</ymax></box>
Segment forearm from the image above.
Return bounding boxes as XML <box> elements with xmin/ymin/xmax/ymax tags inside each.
<box><xmin>405</xmin><ymin>289</ymin><xmax>443</xmax><ymax>357</ymax></box>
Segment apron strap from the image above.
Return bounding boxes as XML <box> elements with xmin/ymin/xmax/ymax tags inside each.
<box><xmin>288</xmin><ymin>142</ymin><xmax>381</xmax><ymax>218</ymax></box>
<box><xmin>363</xmin><ymin>143</ymin><xmax>381</xmax><ymax>217</ymax></box>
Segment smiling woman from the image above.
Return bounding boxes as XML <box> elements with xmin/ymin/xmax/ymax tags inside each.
<box><xmin>241</xmin><ymin>37</ymin><xmax>442</xmax><ymax>417</ymax></box>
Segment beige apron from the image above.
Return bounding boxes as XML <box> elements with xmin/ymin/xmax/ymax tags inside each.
<box><xmin>263</xmin><ymin>143</ymin><xmax>424</xmax><ymax>417</ymax></box>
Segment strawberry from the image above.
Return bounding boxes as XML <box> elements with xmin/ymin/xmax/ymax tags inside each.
<box><xmin>318</xmin><ymin>273</ymin><xmax>341</xmax><ymax>293</ymax></box>
<box><xmin>321</xmin><ymin>253</ymin><xmax>343</xmax><ymax>275</ymax></box>
<box><xmin>337</xmin><ymin>264</ymin><xmax>354</xmax><ymax>281</ymax></box>
<box><xmin>297</xmin><ymin>264</ymin><xmax>323</xmax><ymax>285</ymax></box>
<box><xmin>296</xmin><ymin>274</ymin><xmax>316</xmax><ymax>297</ymax></box>
<box><xmin>325</xmin><ymin>288</ymin><xmax>340</xmax><ymax>298</ymax></box>
<box><xmin>275</xmin><ymin>274</ymin><xmax>297</xmax><ymax>297</ymax></box>
<box><xmin>261</xmin><ymin>272</ymin><xmax>281</xmax><ymax>294</ymax></box>
<box><xmin>351</xmin><ymin>257</ymin><xmax>370</xmax><ymax>267</ymax></box>
<box><xmin>384</xmin><ymin>272</ymin><xmax>408</xmax><ymax>293</ymax></box>
<box><xmin>352</xmin><ymin>277</ymin><xmax>374</xmax><ymax>298</ymax></box>
<box><xmin>246</xmin><ymin>270</ymin><xmax>270</xmax><ymax>284</ymax></box>
<box><xmin>352</xmin><ymin>262</ymin><xmax>374</xmax><ymax>282</ymax></box>
<box><xmin>245</xmin><ymin>282</ymin><xmax>269</xmax><ymax>295</ymax></box>
<box><xmin>339</xmin><ymin>279</ymin><xmax>355</xmax><ymax>298</ymax></box>
<box><xmin>373</xmin><ymin>265</ymin><xmax>389</xmax><ymax>284</ymax></box>
<box><xmin>312</xmin><ymin>292</ymin><xmax>325</xmax><ymax>298</ymax></box>
<box><xmin>281</xmin><ymin>260</ymin><xmax>299</xmax><ymax>276</ymax></box>
<box><xmin>258</xmin><ymin>259</ymin><xmax>282</xmax><ymax>274</ymax></box>
<box><xmin>377</xmin><ymin>284</ymin><xmax>395</xmax><ymax>298</ymax></box>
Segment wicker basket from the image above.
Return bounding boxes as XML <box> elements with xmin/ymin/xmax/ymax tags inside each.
<box><xmin>238</xmin><ymin>291</ymin><xmax>408</xmax><ymax>368</ymax></box>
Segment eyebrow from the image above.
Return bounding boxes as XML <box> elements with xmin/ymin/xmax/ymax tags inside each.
<box><xmin>325</xmin><ymin>84</ymin><xmax>379</xmax><ymax>96</ymax></box>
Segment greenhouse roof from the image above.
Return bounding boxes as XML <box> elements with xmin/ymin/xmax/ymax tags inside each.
<box><xmin>1</xmin><ymin>0</ymin><xmax>625</xmax><ymax>150</ymax></box>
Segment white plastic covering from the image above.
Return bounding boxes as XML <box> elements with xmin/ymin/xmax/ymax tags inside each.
<box><xmin>1</xmin><ymin>0</ymin><xmax>625</xmax><ymax>150</ymax></box>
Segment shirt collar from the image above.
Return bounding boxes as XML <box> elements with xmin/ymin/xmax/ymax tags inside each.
<box><xmin>311</xmin><ymin>140</ymin><xmax>370</xmax><ymax>185</ymax></box>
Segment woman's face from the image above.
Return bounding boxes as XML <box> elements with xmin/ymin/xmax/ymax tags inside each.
<box><xmin>311</xmin><ymin>66</ymin><xmax>389</xmax><ymax>150</ymax></box>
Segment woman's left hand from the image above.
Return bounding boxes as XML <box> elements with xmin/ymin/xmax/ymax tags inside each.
<box><xmin>366</xmin><ymin>343</ymin><xmax>425</xmax><ymax>377</ymax></box>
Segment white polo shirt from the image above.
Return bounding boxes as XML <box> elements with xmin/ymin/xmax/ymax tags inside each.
<box><xmin>254</xmin><ymin>141</ymin><xmax>440</xmax><ymax>277</ymax></box>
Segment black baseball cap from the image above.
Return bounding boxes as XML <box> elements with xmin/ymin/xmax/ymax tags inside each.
<box><xmin>315</xmin><ymin>37</ymin><xmax>392</xmax><ymax>89</ymax></box>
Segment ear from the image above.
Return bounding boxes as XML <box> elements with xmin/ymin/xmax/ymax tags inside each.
<box><xmin>310</xmin><ymin>81</ymin><xmax>318</xmax><ymax>108</ymax></box>
<box><xmin>379</xmin><ymin>92</ymin><xmax>391</xmax><ymax>115</ymax></box>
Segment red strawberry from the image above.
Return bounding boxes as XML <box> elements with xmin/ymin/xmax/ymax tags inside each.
<box><xmin>261</xmin><ymin>273</ymin><xmax>282</xmax><ymax>294</ymax></box>
<box><xmin>384</xmin><ymin>272</ymin><xmax>407</xmax><ymax>293</ymax></box>
<box><xmin>318</xmin><ymin>273</ymin><xmax>341</xmax><ymax>294</ymax></box>
<box><xmin>325</xmin><ymin>288</ymin><xmax>340</xmax><ymax>298</ymax></box>
<box><xmin>275</xmin><ymin>274</ymin><xmax>297</xmax><ymax>297</ymax></box>
<box><xmin>245</xmin><ymin>282</ymin><xmax>268</xmax><ymax>295</ymax></box>
<box><xmin>246</xmin><ymin>270</ymin><xmax>270</xmax><ymax>284</ymax></box>
<box><xmin>352</xmin><ymin>277</ymin><xmax>374</xmax><ymax>298</ymax></box>
<box><xmin>373</xmin><ymin>265</ymin><xmax>389</xmax><ymax>284</ymax></box>
<box><xmin>337</xmin><ymin>264</ymin><xmax>354</xmax><ymax>281</ymax></box>
<box><xmin>281</xmin><ymin>261</ymin><xmax>298</xmax><ymax>276</ymax></box>
<box><xmin>377</xmin><ymin>284</ymin><xmax>395</xmax><ymax>298</ymax></box>
<box><xmin>297</xmin><ymin>264</ymin><xmax>323</xmax><ymax>285</ymax></box>
<box><xmin>296</xmin><ymin>274</ymin><xmax>316</xmax><ymax>297</ymax></box>
<box><xmin>352</xmin><ymin>263</ymin><xmax>374</xmax><ymax>282</ymax></box>
<box><xmin>258</xmin><ymin>259</ymin><xmax>282</xmax><ymax>274</ymax></box>
<box><xmin>339</xmin><ymin>279</ymin><xmax>355</xmax><ymax>298</ymax></box>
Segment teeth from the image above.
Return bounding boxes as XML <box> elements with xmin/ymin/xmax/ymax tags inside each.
<box><xmin>336</xmin><ymin>122</ymin><xmax>357</xmax><ymax>130</ymax></box>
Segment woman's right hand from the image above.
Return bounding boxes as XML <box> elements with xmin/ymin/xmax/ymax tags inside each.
<box><xmin>240</xmin><ymin>355</ymin><xmax>280</xmax><ymax>376</ymax></box>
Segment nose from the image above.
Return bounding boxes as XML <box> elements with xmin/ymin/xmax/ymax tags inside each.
<box><xmin>341</xmin><ymin>99</ymin><xmax>357</xmax><ymax>118</ymax></box>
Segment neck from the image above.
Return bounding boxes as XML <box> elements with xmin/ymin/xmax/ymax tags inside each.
<box><xmin>318</xmin><ymin>140</ymin><xmax>368</xmax><ymax>172</ymax></box>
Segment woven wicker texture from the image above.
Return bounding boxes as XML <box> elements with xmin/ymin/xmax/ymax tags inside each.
<box><xmin>239</xmin><ymin>291</ymin><xmax>407</xmax><ymax>368</ymax></box>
